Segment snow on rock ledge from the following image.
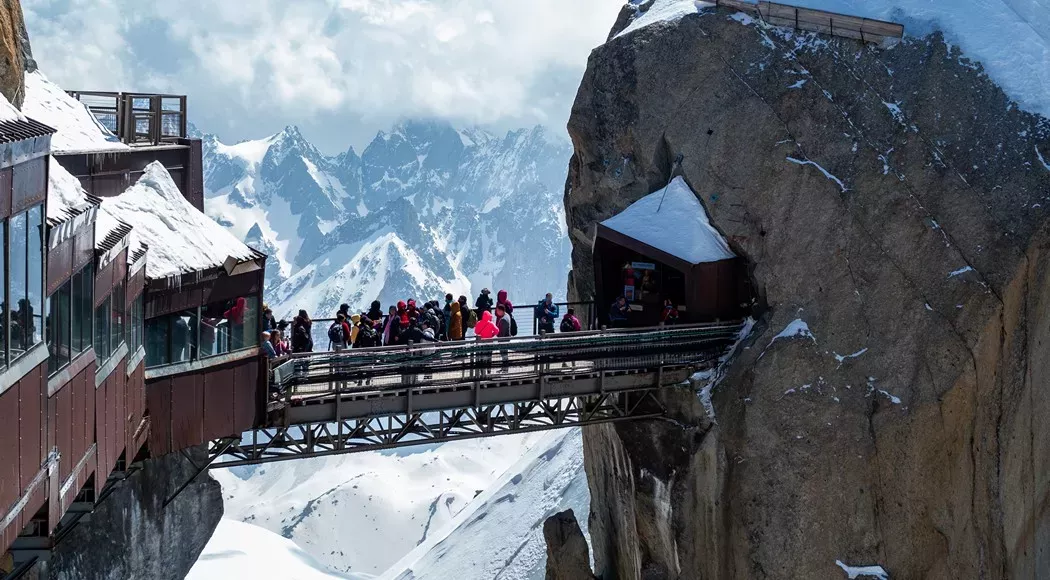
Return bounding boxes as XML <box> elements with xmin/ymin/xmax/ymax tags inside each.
<box><xmin>600</xmin><ymin>176</ymin><xmax>735</xmax><ymax>264</ymax></box>
<box><xmin>22</xmin><ymin>71</ymin><xmax>127</xmax><ymax>153</ymax></box>
<box><xmin>100</xmin><ymin>162</ymin><xmax>256</xmax><ymax>279</ymax></box>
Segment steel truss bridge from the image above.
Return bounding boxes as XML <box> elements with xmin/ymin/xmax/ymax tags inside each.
<box><xmin>207</xmin><ymin>322</ymin><xmax>744</xmax><ymax>467</ymax></box>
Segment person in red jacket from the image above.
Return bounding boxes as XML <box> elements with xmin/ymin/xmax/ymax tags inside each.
<box><xmin>474</xmin><ymin>310</ymin><xmax>499</xmax><ymax>339</ymax></box>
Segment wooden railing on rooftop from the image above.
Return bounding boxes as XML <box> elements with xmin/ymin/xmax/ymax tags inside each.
<box><xmin>66</xmin><ymin>91</ymin><xmax>188</xmax><ymax>146</ymax></box>
<box><xmin>716</xmin><ymin>0</ymin><xmax>904</xmax><ymax>45</ymax></box>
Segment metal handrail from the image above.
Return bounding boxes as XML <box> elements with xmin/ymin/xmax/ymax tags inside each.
<box><xmin>271</xmin><ymin>321</ymin><xmax>744</xmax><ymax>391</ymax></box>
<box><xmin>66</xmin><ymin>91</ymin><xmax>188</xmax><ymax>145</ymax></box>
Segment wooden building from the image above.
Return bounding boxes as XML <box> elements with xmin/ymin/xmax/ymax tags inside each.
<box><xmin>593</xmin><ymin>177</ymin><xmax>750</xmax><ymax>326</ymax></box>
<box><xmin>1</xmin><ymin>85</ymin><xmax>268</xmax><ymax>572</ymax></box>
<box><xmin>0</xmin><ymin>110</ymin><xmax>58</xmax><ymax>554</ymax></box>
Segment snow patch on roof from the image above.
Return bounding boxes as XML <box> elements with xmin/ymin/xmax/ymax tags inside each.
<box><xmin>0</xmin><ymin>91</ymin><xmax>25</xmax><ymax>123</ymax></box>
<box><xmin>615</xmin><ymin>0</ymin><xmax>714</xmax><ymax>39</ymax></box>
<box><xmin>22</xmin><ymin>71</ymin><xmax>128</xmax><ymax>153</ymax></box>
<box><xmin>99</xmin><ymin>162</ymin><xmax>256</xmax><ymax>279</ymax></box>
<box><xmin>47</xmin><ymin>157</ymin><xmax>91</xmax><ymax>222</ymax></box>
<box><xmin>600</xmin><ymin>176</ymin><xmax>735</xmax><ymax>264</ymax></box>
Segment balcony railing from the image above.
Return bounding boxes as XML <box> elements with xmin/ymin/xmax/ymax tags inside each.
<box><xmin>66</xmin><ymin>91</ymin><xmax>188</xmax><ymax>146</ymax></box>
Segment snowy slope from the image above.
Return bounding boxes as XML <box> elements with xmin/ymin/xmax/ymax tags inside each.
<box><xmin>187</xmin><ymin>519</ymin><xmax>360</xmax><ymax>580</ymax></box>
<box><xmin>211</xmin><ymin>432</ymin><xmax>562</xmax><ymax>577</ymax></box>
<box><xmin>381</xmin><ymin>429</ymin><xmax>589</xmax><ymax>580</ymax></box>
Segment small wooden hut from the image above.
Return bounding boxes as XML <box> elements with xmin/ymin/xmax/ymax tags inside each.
<box><xmin>593</xmin><ymin>177</ymin><xmax>749</xmax><ymax>327</ymax></box>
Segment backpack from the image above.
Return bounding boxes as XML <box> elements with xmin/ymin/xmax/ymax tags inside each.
<box><xmin>466</xmin><ymin>308</ymin><xmax>478</xmax><ymax>328</ymax></box>
<box><xmin>328</xmin><ymin>322</ymin><xmax>346</xmax><ymax>344</ymax></box>
<box><xmin>560</xmin><ymin>317</ymin><xmax>575</xmax><ymax>333</ymax></box>
<box><xmin>510</xmin><ymin>315</ymin><xmax>518</xmax><ymax>336</ymax></box>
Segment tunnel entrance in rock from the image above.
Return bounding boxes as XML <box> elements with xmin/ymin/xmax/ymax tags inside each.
<box><xmin>592</xmin><ymin>177</ymin><xmax>751</xmax><ymax>327</ymax></box>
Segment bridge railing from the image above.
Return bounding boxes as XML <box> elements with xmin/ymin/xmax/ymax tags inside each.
<box><xmin>270</xmin><ymin>321</ymin><xmax>745</xmax><ymax>394</ymax></box>
<box><xmin>66</xmin><ymin>91</ymin><xmax>188</xmax><ymax>146</ymax></box>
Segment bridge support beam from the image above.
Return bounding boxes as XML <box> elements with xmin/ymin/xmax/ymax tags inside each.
<box><xmin>209</xmin><ymin>389</ymin><xmax>668</xmax><ymax>468</ymax></box>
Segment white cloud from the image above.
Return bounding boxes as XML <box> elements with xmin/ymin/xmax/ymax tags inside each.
<box><xmin>23</xmin><ymin>0</ymin><xmax>625</xmax><ymax>151</ymax></box>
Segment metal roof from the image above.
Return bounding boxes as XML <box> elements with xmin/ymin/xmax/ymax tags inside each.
<box><xmin>0</xmin><ymin>117</ymin><xmax>56</xmax><ymax>144</ymax></box>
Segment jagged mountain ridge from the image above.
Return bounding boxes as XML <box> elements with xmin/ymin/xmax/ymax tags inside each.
<box><xmin>202</xmin><ymin>120</ymin><xmax>572</xmax><ymax>321</ymax></box>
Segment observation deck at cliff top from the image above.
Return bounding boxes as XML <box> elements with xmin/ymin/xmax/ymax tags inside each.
<box><xmin>208</xmin><ymin>322</ymin><xmax>745</xmax><ymax>468</ymax></box>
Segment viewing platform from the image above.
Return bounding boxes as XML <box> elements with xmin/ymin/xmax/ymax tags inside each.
<box><xmin>55</xmin><ymin>91</ymin><xmax>203</xmax><ymax>210</ymax></box>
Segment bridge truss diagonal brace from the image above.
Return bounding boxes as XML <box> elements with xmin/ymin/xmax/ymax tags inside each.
<box><xmin>208</xmin><ymin>390</ymin><xmax>667</xmax><ymax>468</ymax></box>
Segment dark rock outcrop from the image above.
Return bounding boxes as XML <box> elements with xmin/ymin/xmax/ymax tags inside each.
<box><xmin>0</xmin><ymin>0</ymin><xmax>26</xmax><ymax>107</ymax></box>
<box><xmin>45</xmin><ymin>446</ymin><xmax>223</xmax><ymax>580</ymax></box>
<box><xmin>543</xmin><ymin>509</ymin><xmax>597</xmax><ymax>580</ymax></box>
<box><xmin>565</xmin><ymin>5</ymin><xmax>1050</xmax><ymax>579</ymax></box>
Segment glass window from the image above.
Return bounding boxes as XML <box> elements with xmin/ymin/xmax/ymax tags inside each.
<box><xmin>94</xmin><ymin>295</ymin><xmax>111</xmax><ymax>362</ymax></box>
<box><xmin>27</xmin><ymin>205</ymin><xmax>43</xmax><ymax>348</ymax></box>
<box><xmin>47</xmin><ymin>280</ymin><xmax>72</xmax><ymax>376</ymax></box>
<box><xmin>146</xmin><ymin>315</ymin><xmax>169</xmax><ymax>368</ymax></box>
<box><xmin>9</xmin><ymin>210</ymin><xmax>26</xmax><ymax>358</ymax></box>
<box><xmin>127</xmin><ymin>293</ymin><xmax>143</xmax><ymax>353</ymax></box>
<box><xmin>200</xmin><ymin>296</ymin><xmax>258</xmax><ymax>358</ymax></box>
<box><xmin>169</xmin><ymin>310</ymin><xmax>197</xmax><ymax>364</ymax></box>
<box><xmin>70</xmin><ymin>263</ymin><xmax>93</xmax><ymax>355</ymax></box>
<box><xmin>110</xmin><ymin>282</ymin><xmax>125</xmax><ymax>354</ymax></box>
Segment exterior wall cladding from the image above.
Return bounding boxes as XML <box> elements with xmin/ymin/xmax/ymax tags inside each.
<box><xmin>0</xmin><ymin>125</ymin><xmax>264</xmax><ymax>579</ymax></box>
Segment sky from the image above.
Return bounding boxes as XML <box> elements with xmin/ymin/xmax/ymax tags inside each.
<box><xmin>23</xmin><ymin>0</ymin><xmax>626</xmax><ymax>153</ymax></box>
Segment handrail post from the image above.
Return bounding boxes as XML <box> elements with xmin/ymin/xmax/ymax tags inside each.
<box><xmin>150</xmin><ymin>95</ymin><xmax>162</xmax><ymax>145</ymax></box>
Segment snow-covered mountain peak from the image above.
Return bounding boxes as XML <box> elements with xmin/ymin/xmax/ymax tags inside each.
<box><xmin>202</xmin><ymin>118</ymin><xmax>573</xmax><ymax>332</ymax></box>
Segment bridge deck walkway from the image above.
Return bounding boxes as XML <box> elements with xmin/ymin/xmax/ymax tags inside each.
<box><xmin>209</xmin><ymin>322</ymin><xmax>744</xmax><ymax>467</ymax></box>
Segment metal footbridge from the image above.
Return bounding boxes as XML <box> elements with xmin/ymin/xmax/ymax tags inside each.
<box><xmin>208</xmin><ymin>322</ymin><xmax>744</xmax><ymax>467</ymax></box>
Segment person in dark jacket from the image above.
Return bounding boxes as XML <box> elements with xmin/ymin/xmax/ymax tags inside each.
<box><xmin>442</xmin><ymin>294</ymin><xmax>454</xmax><ymax>339</ymax></box>
<box><xmin>495</xmin><ymin>304</ymin><xmax>512</xmax><ymax>338</ymax></box>
<box><xmin>609</xmin><ymin>297</ymin><xmax>629</xmax><ymax>328</ymax></box>
<box><xmin>399</xmin><ymin>322</ymin><xmax>438</xmax><ymax>345</ymax></box>
<box><xmin>355</xmin><ymin>317</ymin><xmax>381</xmax><ymax>348</ymax></box>
<box><xmin>536</xmin><ymin>293</ymin><xmax>559</xmax><ymax>334</ymax></box>
<box><xmin>475</xmin><ymin>288</ymin><xmax>494</xmax><ymax>314</ymax></box>
<box><xmin>367</xmin><ymin>301</ymin><xmax>384</xmax><ymax>325</ymax></box>
<box><xmin>291</xmin><ymin>310</ymin><xmax>313</xmax><ymax>353</ymax></box>
<box><xmin>262</xmin><ymin>305</ymin><xmax>278</xmax><ymax>331</ymax></box>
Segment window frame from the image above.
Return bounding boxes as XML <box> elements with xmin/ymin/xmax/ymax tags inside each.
<box><xmin>2</xmin><ymin>202</ymin><xmax>46</xmax><ymax>369</ymax></box>
<box><xmin>144</xmin><ymin>294</ymin><xmax>262</xmax><ymax>369</ymax></box>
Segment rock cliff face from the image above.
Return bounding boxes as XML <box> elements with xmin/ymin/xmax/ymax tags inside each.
<box><xmin>0</xmin><ymin>0</ymin><xmax>27</xmax><ymax>108</ymax></box>
<box><xmin>45</xmin><ymin>446</ymin><xmax>223</xmax><ymax>580</ymax></box>
<box><xmin>565</xmin><ymin>6</ymin><xmax>1050</xmax><ymax>579</ymax></box>
<box><xmin>543</xmin><ymin>509</ymin><xmax>597</xmax><ymax>580</ymax></box>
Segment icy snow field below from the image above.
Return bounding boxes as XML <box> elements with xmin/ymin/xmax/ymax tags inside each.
<box><xmin>189</xmin><ymin>429</ymin><xmax>589</xmax><ymax>579</ymax></box>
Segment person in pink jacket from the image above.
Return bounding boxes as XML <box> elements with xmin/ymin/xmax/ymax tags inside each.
<box><xmin>474</xmin><ymin>310</ymin><xmax>500</xmax><ymax>339</ymax></box>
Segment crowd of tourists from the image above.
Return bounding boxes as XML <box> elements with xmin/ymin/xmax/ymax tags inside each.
<box><xmin>258</xmin><ymin>289</ymin><xmax>588</xmax><ymax>358</ymax></box>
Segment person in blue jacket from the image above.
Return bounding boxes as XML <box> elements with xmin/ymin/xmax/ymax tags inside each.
<box><xmin>536</xmin><ymin>293</ymin><xmax>559</xmax><ymax>334</ymax></box>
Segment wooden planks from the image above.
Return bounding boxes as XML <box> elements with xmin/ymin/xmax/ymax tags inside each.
<box><xmin>717</xmin><ymin>0</ymin><xmax>903</xmax><ymax>45</ymax></box>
